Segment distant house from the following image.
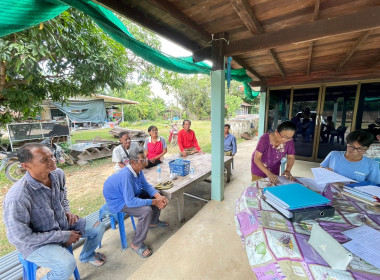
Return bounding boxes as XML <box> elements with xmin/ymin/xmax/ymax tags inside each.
<box><xmin>236</xmin><ymin>102</ymin><xmax>252</xmax><ymax>115</ymax></box>
<box><xmin>41</xmin><ymin>94</ymin><xmax>139</xmax><ymax>129</ymax></box>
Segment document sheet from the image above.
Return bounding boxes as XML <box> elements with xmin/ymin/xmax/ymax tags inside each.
<box><xmin>311</xmin><ymin>168</ymin><xmax>356</xmax><ymax>184</ymax></box>
<box><xmin>343</xmin><ymin>225</ymin><xmax>380</xmax><ymax>269</ymax></box>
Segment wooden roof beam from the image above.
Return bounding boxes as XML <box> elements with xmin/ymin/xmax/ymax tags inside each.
<box><xmin>233</xmin><ymin>57</ymin><xmax>264</xmax><ymax>81</ymax></box>
<box><xmin>230</xmin><ymin>0</ymin><xmax>263</xmax><ymax>34</ymax></box>
<box><xmin>226</xmin><ymin>6</ymin><xmax>380</xmax><ymax>56</ymax></box>
<box><xmin>230</xmin><ymin>0</ymin><xmax>285</xmax><ymax>77</ymax></box>
<box><xmin>307</xmin><ymin>0</ymin><xmax>320</xmax><ymax>76</ymax></box>
<box><xmin>367</xmin><ymin>53</ymin><xmax>380</xmax><ymax>68</ymax></box>
<box><xmin>95</xmin><ymin>0</ymin><xmax>199</xmax><ymax>51</ymax></box>
<box><xmin>336</xmin><ymin>31</ymin><xmax>371</xmax><ymax>71</ymax></box>
<box><xmin>149</xmin><ymin>0</ymin><xmax>211</xmax><ymax>42</ymax></box>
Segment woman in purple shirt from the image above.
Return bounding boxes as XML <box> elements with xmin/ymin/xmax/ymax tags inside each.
<box><xmin>251</xmin><ymin>121</ymin><xmax>297</xmax><ymax>184</ymax></box>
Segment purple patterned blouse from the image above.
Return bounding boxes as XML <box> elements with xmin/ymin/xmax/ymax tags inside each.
<box><xmin>251</xmin><ymin>133</ymin><xmax>295</xmax><ymax>177</ymax></box>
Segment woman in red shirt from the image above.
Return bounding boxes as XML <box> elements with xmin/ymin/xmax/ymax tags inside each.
<box><xmin>144</xmin><ymin>125</ymin><xmax>168</xmax><ymax>168</ymax></box>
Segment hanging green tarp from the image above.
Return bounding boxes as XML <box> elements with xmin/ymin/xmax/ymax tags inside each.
<box><xmin>53</xmin><ymin>99</ymin><xmax>106</xmax><ymax>123</ymax></box>
<box><xmin>0</xmin><ymin>0</ymin><xmax>259</xmax><ymax>99</ymax></box>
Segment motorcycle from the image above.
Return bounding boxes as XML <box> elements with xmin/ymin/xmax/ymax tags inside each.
<box><xmin>0</xmin><ymin>151</ymin><xmax>25</xmax><ymax>182</ymax></box>
<box><xmin>0</xmin><ymin>137</ymin><xmax>74</xmax><ymax>182</ymax></box>
<box><xmin>168</xmin><ymin>123</ymin><xmax>179</xmax><ymax>146</ymax></box>
<box><xmin>40</xmin><ymin>137</ymin><xmax>75</xmax><ymax>166</ymax></box>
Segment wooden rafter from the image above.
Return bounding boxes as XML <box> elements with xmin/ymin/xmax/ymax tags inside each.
<box><xmin>226</xmin><ymin>6</ymin><xmax>380</xmax><ymax>56</ymax></box>
<box><xmin>149</xmin><ymin>0</ymin><xmax>210</xmax><ymax>42</ymax></box>
<box><xmin>336</xmin><ymin>31</ymin><xmax>371</xmax><ymax>71</ymax></box>
<box><xmin>307</xmin><ymin>0</ymin><xmax>320</xmax><ymax>76</ymax></box>
<box><xmin>367</xmin><ymin>53</ymin><xmax>380</xmax><ymax>68</ymax></box>
<box><xmin>230</xmin><ymin>0</ymin><xmax>285</xmax><ymax>78</ymax></box>
<box><xmin>95</xmin><ymin>0</ymin><xmax>199</xmax><ymax>51</ymax></box>
<box><xmin>233</xmin><ymin>57</ymin><xmax>264</xmax><ymax>81</ymax></box>
<box><xmin>148</xmin><ymin>0</ymin><xmax>262</xmax><ymax>80</ymax></box>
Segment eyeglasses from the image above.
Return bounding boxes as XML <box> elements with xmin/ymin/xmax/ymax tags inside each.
<box><xmin>347</xmin><ymin>145</ymin><xmax>367</xmax><ymax>153</ymax></box>
<box><xmin>277</xmin><ymin>131</ymin><xmax>293</xmax><ymax>140</ymax></box>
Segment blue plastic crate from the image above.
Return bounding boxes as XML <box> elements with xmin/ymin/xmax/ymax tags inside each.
<box><xmin>169</xmin><ymin>159</ymin><xmax>190</xmax><ymax>176</ymax></box>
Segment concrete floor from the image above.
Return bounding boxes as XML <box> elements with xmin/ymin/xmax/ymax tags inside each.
<box><xmin>66</xmin><ymin>138</ymin><xmax>319</xmax><ymax>280</ymax></box>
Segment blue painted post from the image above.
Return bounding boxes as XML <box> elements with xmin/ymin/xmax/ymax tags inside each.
<box><xmin>258</xmin><ymin>88</ymin><xmax>267</xmax><ymax>137</ymax></box>
<box><xmin>211</xmin><ymin>69</ymin><xmax>225</xmax><ymax>201</ymax></box>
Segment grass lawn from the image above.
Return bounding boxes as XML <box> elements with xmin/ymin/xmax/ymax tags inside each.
<box><xmin>0</xmin><ymin>119</ymin><xmax>243</xmax><ymax>257</ymax></box>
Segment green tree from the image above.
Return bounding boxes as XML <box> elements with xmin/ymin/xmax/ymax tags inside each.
<box><xmin>0</xmin><ymin>9</ymin><xmax>180</xmax><ymax>124</ymax></box>
<box><xmin>225</xmin><ymin>95</ymin><xmax>242</xmax><ymax>118</ymax></box>
<box><xmin>0</xmin><ymin>9</ymin><xmax>135</xmax><ymax>123</ymax></box>
<box><xmin>114</xmin><ymin>83</ymin><xmax>166</xmax><ymax>122</ymax></box>
<box><xmin>172</xmin><ymin>74</ymin><xmax>211</xmax><ymax>120</ymax></box>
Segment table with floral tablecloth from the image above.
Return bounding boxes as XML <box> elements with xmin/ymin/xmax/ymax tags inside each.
<box><xmin>235</xmin><ymin>180</ymin><xmax>380</xmax><ymax>280</ymax></box>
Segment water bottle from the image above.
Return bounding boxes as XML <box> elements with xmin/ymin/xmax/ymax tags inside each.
<box><xmin>157</xmin><ymin>164</ymin><xmax>162</xmax><ymax>183</ymax></box>
<box><xmin>189</xmin><ymin>167</ymin><xmax>195</xmax><ymax>179</ymax></box>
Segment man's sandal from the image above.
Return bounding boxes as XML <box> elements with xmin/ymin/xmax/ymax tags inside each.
<box><xmin>87</xmin><ymin>252</ymin><xmax>106</xmax><ymax>267</ymax></box>
<box><xmin>150</xmin><ymin>220</ymin><xmax>169</xmax><ymax>229</ymax></box>
<box><xmin>132</xmin><ymin>244</ymin><xmax>152</xmax><ymax>258</ymax></box>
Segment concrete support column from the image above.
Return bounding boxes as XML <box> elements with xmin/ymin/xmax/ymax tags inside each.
<box><xmin>258</xmin><ymin>88</ymin><xmax>267</xmax><ymax>137</ymax></box>
<box><xmin>210</xmin><ymin>32</ymin><xmax>227</xmax><ymax>202</ymax></box>
<box><xmin>211</xmin><ymin>70</ymin><xmax>225</xmax><ymax>201</ymax></box>
<box><xmin>121</xmin><ymin>105</ymin><xmax>124</xmax><ymax>122</ymax></box>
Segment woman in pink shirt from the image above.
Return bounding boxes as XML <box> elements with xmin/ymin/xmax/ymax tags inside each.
<box><xmin>144</xmin><ymin>125</ymin><xmax>167</xmax><ymax>168</ymax></box>
<box><xmin>251</xmin><ymin>121</ymin><xmax>297</xmax><ymax>184</ymax></box>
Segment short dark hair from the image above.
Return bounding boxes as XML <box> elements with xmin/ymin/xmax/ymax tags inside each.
<box><xmin>119</xmin><ymin>131</ymin><xmax>129</xmax><ymax>139</ymax></box>
<box><xmin>277</xmin><ymin>121</ymin><xmax>297</xmax><ymax>133</ymax></box>
<box><xmin>346</xmin><ymin>130</ymin><xmax>374</xmax><ymax>147</ymax></box>
<box><xmin>148</xmin><ymin>125</ymin><xmax>157</xmax><ymax>132</ymax></box>
<box><xmin>17</xmin><ymin>143</ymin><xmax>46</xmax><ymax>163</ymax></box>
<box><xmin>183</xmin><ymin>119</ymin><xmax>191</xmax><ymax>126</ymax></box>
<box><xmin>327</xmin><ymin>116</ymin><xmax>333</xmax><ymax>121</ymax></box>
<box><xmin>224</xmin><ymin>124</ymin><xmax>230</xmax><ymax>129</ymax></box>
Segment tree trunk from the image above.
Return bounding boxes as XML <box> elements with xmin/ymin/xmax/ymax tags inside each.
<box><xmin>0</xmin><ymin>61</ymin><xmax>6</xmax><ymax>95</ymax></box>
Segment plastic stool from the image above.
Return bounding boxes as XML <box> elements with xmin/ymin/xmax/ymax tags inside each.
<box><xmin>99</xmin><ymin>204</ymin><xmax>136</xmax><ymax>250</ymax></box>
<box><xmin>18</xmin><ymin>245</ymin><xmax>80</xmax><ymax>280</ymax></box>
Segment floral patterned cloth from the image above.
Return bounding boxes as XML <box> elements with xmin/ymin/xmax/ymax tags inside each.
<box><xmin>235</xmin><ymin>179</ymin><xmax>380</xmax><ymax>280</ymax></box>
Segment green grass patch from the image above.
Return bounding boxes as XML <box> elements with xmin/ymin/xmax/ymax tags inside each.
<box><xmin>0</xmin><ymin>119</ymin><xmax>243</xmax><ymax>257</ymax></box>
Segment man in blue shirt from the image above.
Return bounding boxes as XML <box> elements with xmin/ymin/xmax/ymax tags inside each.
<box><xmin>224</xmin><ymin>124</ymin><xmax>237</xmax><ymax>156</ymax></box>
<box><xmin>103</xmin><ymin>147</ymin><xmax>168</xmax><ymax>258</ymax></box>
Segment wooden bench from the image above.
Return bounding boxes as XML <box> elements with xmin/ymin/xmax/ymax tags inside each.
<box><xmin>143</xmin><ymin>153</ymin><xmax>233</xmax><ymax>222</ymax></box>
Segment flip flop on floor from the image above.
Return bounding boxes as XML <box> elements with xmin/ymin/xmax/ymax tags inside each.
<box><xmin>94</xmin><ymin>252</ymin><xmax>106</xmax><ymax>261</ymax></box>
<box><xmin>132</xmin><ymin>244</ymin><xmax>152</xmax><ymax>258</ymax></box>
<box><xmin>87</xmin><ymin>252</ymin><xmax>106</xmax><ymax>267</ymax></box>
<box><xmin>150</xmin><ymin>220</ymin><xmax>169</xmax><ymax>229</ymax></box>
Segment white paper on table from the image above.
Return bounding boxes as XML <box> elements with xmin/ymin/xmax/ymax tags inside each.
<box><xmin>354</xmin><ymin>185</ymin><xmax>380</xmax><ymax>198</ymax></box>
<box><xmin>342</xmin><ymin>225</ymin><xmax>380</xmax><ymax>269</ymax></box>
<box><xmin>278</xmin><ymin>176</ymin><xmax>294</xmax><ymax>185</ymax></box>
<box><xmin>311</xmin><ymin>168</ymin><xmax>356</xmax><ymax>184</ymax></box>
<box><xmin>297</xmin><ymin>177</ymin><xmax>326</xmax><ymax>192</ymax></box>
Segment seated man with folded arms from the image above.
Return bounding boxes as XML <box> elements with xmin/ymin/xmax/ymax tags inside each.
<box><xmin>224</xmin><ymin>124</ymin><xmax>237</xmax><ymax>156</ymax></box>
<box><xmin>3</xmin><ymin>143</ymin><xmax>106</xmax><ymax>280</ymax></box>
<box><xmin>177</xmin><ymin>119</ymin><xmax>204</xmax><ymax>157</ymax></box>
<box><xmin>112</xmin><ymin>131</ymin><xmax>138</xmax><ymax>172</ymax></box>
<box><xmin>103</xmin><ymin>147</ymin><xmax>169</xmax><ymax>258</ymax></box>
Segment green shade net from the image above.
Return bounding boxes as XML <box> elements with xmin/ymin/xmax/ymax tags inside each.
<box><xmin>0</xmin><ymin>0</ymin><xmax>259</xmax><ymax>99</ymax></box>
